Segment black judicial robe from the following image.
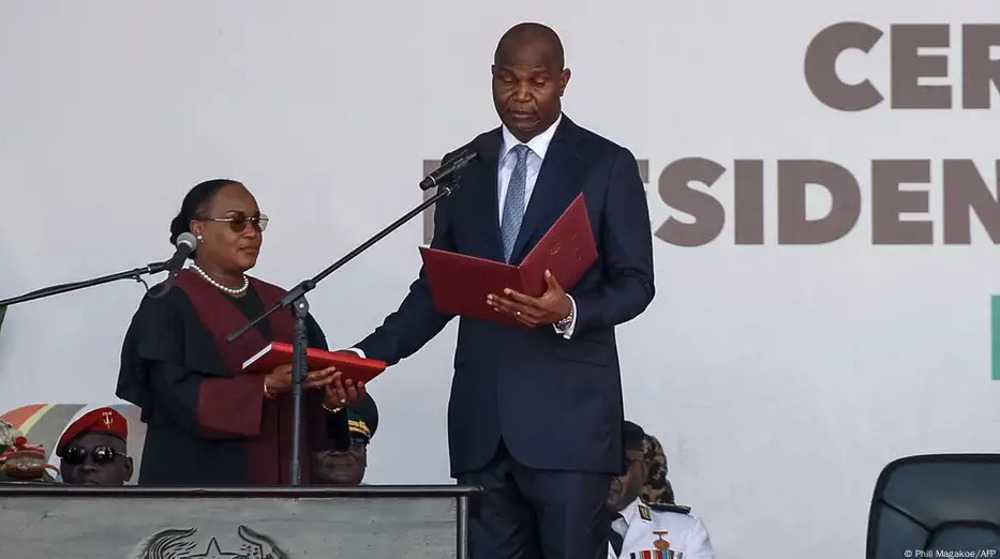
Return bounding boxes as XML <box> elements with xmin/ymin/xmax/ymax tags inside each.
<box><xmin>116</xmin><ymin>269</ymin><xmax>349</xmax><ymax>485</ymax></box>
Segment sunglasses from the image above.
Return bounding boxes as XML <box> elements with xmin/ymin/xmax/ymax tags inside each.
<box><xmin>62</xmin><ymin>445</ymin><xmax>127</xmax><ymax>465</ymax></box>
<box><xmin>197</xmin><ymin>211</ymin><xmax>269</xmax><ymax>233</ymax></box>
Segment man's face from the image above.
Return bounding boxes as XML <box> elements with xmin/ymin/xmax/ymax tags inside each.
<box><xmin>491</xmin><ymin>40</ymin><xmax>569</xmax><ymax>143</ymax></box>
<box><xmin>59</xmin><ymin>432</ymin><xmax>132</xmax><ymax>485</ymax></box>
<box><xmin>607</xmin><ymin>449</ymin><xmax>647</xmax><ymax>512</ymax></box>
<box><xmin>313</xmin><ymin>437</ymin><xmax>368</xmax><ymax>486</ymax></box>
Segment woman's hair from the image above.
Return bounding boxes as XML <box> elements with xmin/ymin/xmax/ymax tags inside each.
<box><xmin>168</xmin><ymin>179</ymin><xmax>240</xmax><ymax>249</ymax></box>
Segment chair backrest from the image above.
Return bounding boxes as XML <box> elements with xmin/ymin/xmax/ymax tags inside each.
<box><xmin>867</xmin><ymin>454</ymin><xmax>1000</xmax><ymax>558</ymax></box>
<box><xmin>1</xmin><ymin>403</ymin><xmax>146</xmax><ymax>484</ymax></box>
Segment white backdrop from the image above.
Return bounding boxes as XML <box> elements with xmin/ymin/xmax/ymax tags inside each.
<box><xmin>2</xmin><ymin>1</ymin><xmax>1000</xmax><ymax>557</ymax></box>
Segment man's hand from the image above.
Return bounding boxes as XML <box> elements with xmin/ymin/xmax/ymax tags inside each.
<box><xmin>487</xmin><ymin>270</ymin><xmax>571</xmax><ymax>328</ymax></box>
<box><xmin>323</xmin><ymin>372</ymin><xmax>366</xmax><ymax>410</ymax></box>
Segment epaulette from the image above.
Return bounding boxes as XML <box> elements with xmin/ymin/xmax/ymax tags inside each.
<box><xmin>648</xmin><ymin>503</ymin><xmax>692</xmax><ymax>514</ymax></box>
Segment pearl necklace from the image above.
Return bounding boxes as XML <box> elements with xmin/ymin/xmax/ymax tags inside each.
<box><xmin>189</xmin><ymin>263</ymin><xmax>249</xmax><ymax>296</ymax></box>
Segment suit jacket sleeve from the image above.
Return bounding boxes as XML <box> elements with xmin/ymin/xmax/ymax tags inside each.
<box><xmin>571</xmin><ymin>147</ymin><xmax>655</xmax><ymax>334</ymax></box>
<box><xmin>353</xmin><ymin>155</ymin><xmax>458</xmax><ymax>364</ymax></box>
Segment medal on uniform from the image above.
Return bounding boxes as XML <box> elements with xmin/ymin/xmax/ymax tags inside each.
<box><xmin>653</xmin><ymin>531</ymin><xmax>682</xmax><ymax>558</ymax></box>
<box><xmin>628</xmin><ymin>551</ymin><xmax>682</xmax><ymax>558</ymax></box>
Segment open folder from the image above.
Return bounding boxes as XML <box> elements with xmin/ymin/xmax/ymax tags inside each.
<box><xmin>419</xmin><ymin>193</ymin><xmax>597</xmax><ymax>327</ymax></box>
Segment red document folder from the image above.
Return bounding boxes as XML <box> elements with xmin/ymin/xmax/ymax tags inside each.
<box><xmin>242</xmin><ymin>342</ymin><xmax>387</xmax><ymax>384</ymax></box>
<box><xmin>419</xmin><ymin>193</ymin><xmax>598</xmax><ymax>327</ymax></box>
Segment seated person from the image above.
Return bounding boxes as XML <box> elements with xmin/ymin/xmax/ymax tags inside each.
<box><xmin>312</xmin><ymin>392</ymin><xmax>377</xmax><ymax>486</ymax></box>
<box><xmin>0</xmin><ymin>419</ymin><xmax>22</xmax><ymax>453</ymax></box>
<box><xmin>606</xmin><ymin>421</ymin><xmax>715</xmax><ymax>559</ymax></box>
<box><xmin>0</xmin><ymin>419</ymin><xmax>56</xmax><ymax>483</ymax></box>
<box><xmin>55</xmin><ymin>407</ymin><xmax>133</xmax><ymax>485</ymax></box>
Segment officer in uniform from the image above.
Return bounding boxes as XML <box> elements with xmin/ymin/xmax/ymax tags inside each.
<box><xmin>55</xmin><ymin>407</ymin><xmax>134</xmax><ymax>486</ymax></box>
<box><xmin>606</xmin><ymin>421</ymin><xmax>715</xmax><ymax>559</ymax></box>
<box><xmin>312</xmin><ymin>393</ymin><xmax>377</xmax><ymax>485</ymax></box>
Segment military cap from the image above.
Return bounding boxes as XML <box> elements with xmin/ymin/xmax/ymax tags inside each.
<box><xmin>347</xmin><ymin>393</ymin><xmax>378</xmax><ymax>441</ymax></box>
<box><xmin>640</xmin><ymin>430</ymin><xmax>692</xmax><ymax>514</ymax></box>
<box><xmin>56</xmin><ymin>407</ymin><xmax>128</xmax><ymax>457</ymax></box>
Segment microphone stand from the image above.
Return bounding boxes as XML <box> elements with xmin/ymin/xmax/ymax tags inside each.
<box><xmin>0</xmin><ymin>261</ymin><xmax>170</xmax><ymax>308</ymax></box>
<box><xmin>227</xmin><ymin>180</ymin><xmax>463</xmax><ymax>486</ymax></box>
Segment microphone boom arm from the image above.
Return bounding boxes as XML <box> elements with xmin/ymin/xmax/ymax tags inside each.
<box><xmin>0</xmin><ymin>261</ymin><xmax>167</xmax><ymax>308</ymax></box>
<box><xmin>227</xmin><ymin>181</ymin><xmax>461</xmax><ymax>342</ymax></box>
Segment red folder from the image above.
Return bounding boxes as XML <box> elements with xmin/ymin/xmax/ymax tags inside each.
<box><xmin>419</xmin><ymin>193</ymin><xmax>597</xmax><ymax>327</ymax></box>
<box><xmin>242</xmin><ymin>342</ymin><xmax>387</xmax><ymax>384</ymax></box>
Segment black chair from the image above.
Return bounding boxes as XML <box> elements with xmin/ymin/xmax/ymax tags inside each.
<box><xmin>867</xmin><ymin>454</ymin><xmax>1000</xmax><ymax>558</ymax></box>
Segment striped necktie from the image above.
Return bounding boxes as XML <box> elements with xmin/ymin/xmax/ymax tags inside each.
<box><xmin>500</xmin><ymin>144</ymin><xmax>530</xmax><ymax>262</ymax></box>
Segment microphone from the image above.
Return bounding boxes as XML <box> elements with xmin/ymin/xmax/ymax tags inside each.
<box><xmin>419</xmin><ymin>144</ymin><xmax>480</xmax><ymax>191</ymax></box>
<box><xmin>164</xmin><ymin>232</ymin><xmax>198</xmax><ymax>273</ymax></box>
<box><xmin>146</xmin><ymin>232</ymin><xmax>198</xmax><ymax>298</ymax></box>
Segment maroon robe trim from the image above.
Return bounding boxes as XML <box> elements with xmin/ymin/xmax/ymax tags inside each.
<box><xmin>174</xmin><ymin>269</ymin><xmax>321</xmax><ymax>485</ymax></box>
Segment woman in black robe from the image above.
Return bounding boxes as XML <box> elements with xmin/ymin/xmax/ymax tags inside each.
<box><xmin>116</xmin><ymin>179</ymin><xmax>366</xmax><ymax>485</ymax></box>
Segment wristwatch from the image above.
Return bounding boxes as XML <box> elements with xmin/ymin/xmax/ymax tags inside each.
<box><xmin>556</xmin><ymin>302</ymin><xmax>574</xmax><ymax>330</ymax></box>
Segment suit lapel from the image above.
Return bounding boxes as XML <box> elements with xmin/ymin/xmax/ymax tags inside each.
<box><xmin>463</xmin><ymin>128</ymin><xmax>504</xmax><ymax>261</ymax></box>
<box><xmin>509</xmin><ymin>118</ymin><xmax>585</xmax><ymax>264</ymax></box>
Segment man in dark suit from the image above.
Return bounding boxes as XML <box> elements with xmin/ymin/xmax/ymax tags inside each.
<box><xmin>350</xmin><ymin>22</ymin><xmax>654</xmax><ymax>559</ymax></box>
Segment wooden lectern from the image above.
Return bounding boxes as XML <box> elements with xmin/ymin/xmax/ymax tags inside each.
<box><xmin>0</xmin><ymin>484</ymin><xmax>482</xmax><ymax>558</ymax></box>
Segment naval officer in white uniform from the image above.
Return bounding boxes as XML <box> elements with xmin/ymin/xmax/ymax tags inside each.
<box><xmin>606</xmin><ymin>422</ymin><xmax>715</xmax><ymax>559</ymax></box>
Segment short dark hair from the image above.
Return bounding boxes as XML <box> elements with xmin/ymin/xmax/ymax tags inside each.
<box><xmin>168</xmin><ymin>179</ymin><xmax>240</xmax><ymax>255</ymax></box>
<box><xmin>494</xmin><ymin>22</ymin><xmax>566</xmax><ymax>70</ymax></box>
<box><xmin>623</xmin><ymin>420</ymin><xmax>646</xmax><ymax>452</ymax></box>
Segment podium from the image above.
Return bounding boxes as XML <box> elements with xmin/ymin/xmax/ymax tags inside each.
<box><xmin>0</xmin><ymin>484</ymin><xmax>482</xmax><ymax>558</ymax></box>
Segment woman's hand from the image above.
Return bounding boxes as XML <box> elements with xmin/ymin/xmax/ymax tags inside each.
<box><xmin>264</xmin><ymin>364</ymin><xmax>337</xmax><ymax>396</ymax></box>
<box><xmin>323</xmin><ymin>373</ymin><xmax>365</xmax><ymax>410</ymax></box>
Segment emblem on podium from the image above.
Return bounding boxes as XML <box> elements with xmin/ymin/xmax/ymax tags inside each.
<box><xmin>130</xmin><ymin>524</ymin><xmax>288</xmax><ymax>559</ymax></box>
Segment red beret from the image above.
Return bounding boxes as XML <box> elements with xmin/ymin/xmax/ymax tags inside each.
<box><xmin>56</xmin><ymin>407</ymin><xmax>128</xmax><ymax>456</ymax></box>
